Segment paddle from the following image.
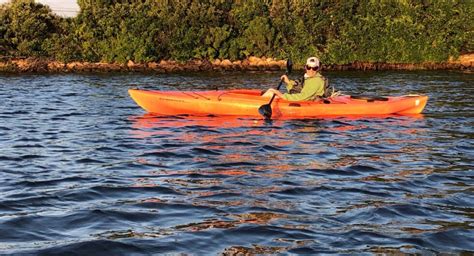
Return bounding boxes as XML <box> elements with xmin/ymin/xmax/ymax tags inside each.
<box><xmin>258</xmin><ymin>59</ymin><xmax>293</xmax><ymax>119</ymax></box>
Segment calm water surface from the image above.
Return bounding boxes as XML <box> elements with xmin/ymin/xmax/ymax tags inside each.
<box><xmin>0</xmin><ymin>71</ymin><xmax>473</xmax><ymax>255</ymax></box>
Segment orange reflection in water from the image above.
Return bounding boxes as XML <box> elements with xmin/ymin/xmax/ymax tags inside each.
<box><xmin>130</xmin><ymin>113</ymin><xmax>429</xmax><ymax>180</ymax></box>
<box><xmin>129</xmin><ymin>114</ymin><xmax>266</xmax><ymax>138</ymax></box>
<box><xmin>130</xmin><ymin>113</ymin><xmax>424</xmax><ymax>138</ymax></box>
<box><xmin>129</xmin><ymin>114</ymin><xmax>296</xmax><ymax>172</ymax></box>
<box><xmin>129</xmin><ymin>113</ymin><xmax>430</xmax><ymax>194</ymax></box>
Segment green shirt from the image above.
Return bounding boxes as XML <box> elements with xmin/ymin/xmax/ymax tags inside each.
<box><xmin>283</xmin><ymin>74</ymin><xmax>325</xmax><ymax>101</ymax></box>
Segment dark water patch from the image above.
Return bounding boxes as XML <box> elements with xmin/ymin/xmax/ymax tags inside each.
<box><xmin>289</xmin><ymin>151</ymin><xmax>313</xmax><ymax>157</ymax></box>
<box><xmin>288</xmin><ymin>246</ymin><xmax>333</xmax><ymax>255</ymax></box>
<box><xmin>85</xmin><ymin>208</ymin><xmax>160</xmax><ymax>223</ymax></box>
<box><xmin>95</xmin><ymin>146</ymin><xmax>126</xmax><ymax>153</ymax></box>
<box><xmin>336</xmin><ymin>203</ymin><xmax>454</xmax><ymax>227</ymax></box>
<box><xmin>115</xmin><ymin>142</ymin><xmax>147</xmax><ymax>150</ymax></box>
<box><xmin>231</xmin><ymin>141</ymin><xmax>256</xmax><ymax>146</ymax></box>
<box><xmin>0</xmin><ymin>205</ymin><xmax>23</xmax><ymax>216</ymax></box>
<box><xmin>426</xmin><ymin>173</ymin><xmax>471</xmax><ymax>183</ymax></box>
<box><xmin>50</xmin><ymin>116</ymin><xmax>67</xmax><ymax>122</ymax></box>
<box><xmin>454</xmin><ymin>145</ymin><xmax>474</xmax><ymax>154</ymax></box>
<box><xmin>159</xmin><ymin>143</ymin><xmax>183</xmax><ymax>148</ymax></box>
<box><xmin>258</xmin><ymin>145</ymin><xmax>287</xmax><ymax>152</ymax></box>
<box><xmin>4</xmin><ymin>191</ymin><xmax>48</xmax><ymax>199</ymax></box>
<box><xmin>3</xmin><ymin>209</ymin><xmax>173</xmax><ymax>241</ymax></box>
<box><xmin>58</xmin><ymin>189</ymin><xmax>104</xmax><ymax>202</ymax></box>
<box><xmin>18</xmin><ymin>154</ymin><xmax>46</xmax><ymax>160</ymax></box>
<box><xmin>423</xmin><ymin>229</ymin><xmax>474</xmax><ymax>252</ymax></box>
<box><xmin>60</xmin><ymin>92</ymin><xmax>79</xmax><ymax>97</ymax></box>
<box><xmin>275</xmin><ymin>186</ymin><xmax>333</xmax><ymax>196</ymax></box>
<box><xmin>16</xmin><ymin>137</ymin><xmax>43</xmax><ymax>143</ymax></box>
<box><xmin>394</xmin><ymin>180</ymin><xmax>440</xmax><ymax>194</ymax></box>
<box><xmin>316</xmin><ymin>168</ymin><xmax>361</xmax><ymax>177</ymax></box>
<box><xmin>124</xmin><ymin>161</ymin><xmax>166</xmax><ymax>169</ymax></box>
<box><xmin>0</xmin><ymin>110</ymin><xmax>30</xmax><ymax>115</ymax></box>
<box><xmin>347</xmin><ymin>164</ymin><xmax>384</xmax><ymax>173</ymax></box>
<box><xmin>0</xmin><ymin>156</ymin><xmax>20</xmax><ymax>161</ymax></box>
<box><xmin>0</xmin><ymin>220</ymin><xmax>58</xmax><ymax>242</ymax></box>
<box><xmin>90</xmin><ymin>185</ymin><xmax>183</xmax><ymax>197</ymax></box>
<box><xmin>0</xmin><ymin>196</ymin><xmax>61</xmax><ymax>210</ymax></box>
<box><xmin>133</xmin><ymin>200</ymin><xmax>218</xmax><ymax>213</ymax></box>
<box><xmin>390</xmin><ymin>204</ymin><xmax>438</xmax><ymax>218</ymax></box>
<box><xmin>138</xmin><ymin>151</ymin><xmax>193</xmax><ymax>159</ymax></box>
<box><xmin>75</xmin><ymin>158</ymin><xmax>106</xmax><ymax>164</ymax></box>
<box><xmin>280</xmin><ymin>180</ymin><xmax>301</xmax><ymax>186</ymax></box>
<box><xmin>430</xmin><ymin>195</ymin><xmax>474</xmax><ymax>210</ymax></box>
<box><xmin>29</xmin><ymin>239</ymin><xmax>147</xmax><ymax>256</ymax></box>
<box><xmin>12</xmin><ymin>143</ymin><xmax>45</xmax><ymax>148</ymax></box>
<box><xmin>332</xmin><ymin>230</ymin><xmax>394</xmax><ymax>246</ymax></box>
<box><xmin>38</xmin><ymin>107</ymin><xmax>59</xmax><ymax>112</ymax></box>
<box><xmin>331</xmin><ymin>119</ymin><xmax>353</xmax><ymax>125</ymax></box>
<box><xmin>52</xmin><ymin>112</ymin><xmax>86</xmax><ymax>119</ymax></box>
<box><xmin>338</xmin><ymin>187</ymin><xmax>392</xmax><ymax>198</ymax></box>
<box><xmin>344</xmin><ymin>145</ymin><xmax>370</xmax><ymax>151</ymax></box>
<box><xmin>314</xmin><ymin>150</ymin><xmax>339</xmax><ymax>158</ymax></box>
<box><xmin>187</xmin><ymin>126</ymin><xmax>222</xmax><ymax>133</ymax></box>
<box><xmin>13</xmin><ymin>176</ymin><xmax>92</xmax><ymax>188</ymax></box>
<box><xmin>313</xmin><ymin>129</ymin><xmax>340</xmax><ymax>135</ymax></box>
<box><xmin>191</xmin><ymin>147</ymin><xmax>222</xmax><ymax>155</ymax></box>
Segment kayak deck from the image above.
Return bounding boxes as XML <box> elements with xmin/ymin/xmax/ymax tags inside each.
<box><xmin>129</xmin><ymin>89</ymin><xmax>428</xmax><ymax>118</ymax></box>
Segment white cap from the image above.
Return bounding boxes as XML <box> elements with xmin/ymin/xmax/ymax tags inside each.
<box><xmin>306</xmin><ymin>57</ymin><xmax>320</xmax><ymax>68</ymax></box>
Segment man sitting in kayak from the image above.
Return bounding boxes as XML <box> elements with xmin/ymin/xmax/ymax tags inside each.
<box><xmin>262</xmin><ymin>57</ymin><xmax>325</xmax><ymax>101</ymax></box>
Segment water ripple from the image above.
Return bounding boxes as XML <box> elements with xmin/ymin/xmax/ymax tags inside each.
<box><xmin>0</xmin><ymin>72</ymin><xmax>473</xmax><ymax>254</ymax></box>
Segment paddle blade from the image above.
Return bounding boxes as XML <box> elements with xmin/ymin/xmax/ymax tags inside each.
<box><xmin>286</xmin><ymin>59</ymin><xmax>293</xmax><ymax>74</ymax></box>
<box><xmin>258</xmin><ymin>104</ymin><xmax>272</xmax><ymax>119</ymax></box>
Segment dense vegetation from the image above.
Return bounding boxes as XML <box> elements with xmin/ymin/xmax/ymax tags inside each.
<box><xmin>1</xmin><ymin>0</ymin><xmax>472</xmax><ymax>65</ymax></box>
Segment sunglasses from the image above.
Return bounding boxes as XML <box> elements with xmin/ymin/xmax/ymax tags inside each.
<box><xmin>305</xmin><ymin>65</ymin><xmax>319</xmax><ymax>71</ymax></box>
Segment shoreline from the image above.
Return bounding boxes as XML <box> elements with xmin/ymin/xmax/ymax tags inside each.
<box><xmin>0</xmin><ymin>55</ymin><xmax>473</xmax><ymax>73</ymax></box>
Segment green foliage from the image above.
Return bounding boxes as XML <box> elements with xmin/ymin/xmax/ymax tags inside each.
<box><xmin>324</xmin><ymin>0</ymin><xmax>474</xmax><ymax>64</ymax></box>
<box><xmin>0</xmin><ymin>0</ymin><xmax>61</xmax><ymax>57</ymax></box>
<box><xmin>240</xmin><ymin>16</ymin><xmax>275</xmax><ymax>57</ymax></box>
<box><xmin>1</xmin><ymin>0</ymin><xmax>472</xmax><ymax>64</ymax></box>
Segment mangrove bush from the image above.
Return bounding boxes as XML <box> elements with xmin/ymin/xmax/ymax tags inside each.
<box><xmin>0</xmin><ymin>0</ymin><xmax>472</xmax><ymax>65</ymax></box>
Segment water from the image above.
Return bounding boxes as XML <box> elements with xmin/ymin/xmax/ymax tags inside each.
<box><xmin>0</xmin><ymin>71</ymin><xmax>472</xmax><ymax>255</ymax></box>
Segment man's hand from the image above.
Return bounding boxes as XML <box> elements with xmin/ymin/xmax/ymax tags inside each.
<box><xmin>280</xmin><ymin>75</ymin><xmax>290</xmax><ymax>84</ymax></box>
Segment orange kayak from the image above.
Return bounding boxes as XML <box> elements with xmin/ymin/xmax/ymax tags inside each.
<box><xmin>128</xmin><ymin>89</ymin><xmax>428</xmax><ymax>118</ymax></box>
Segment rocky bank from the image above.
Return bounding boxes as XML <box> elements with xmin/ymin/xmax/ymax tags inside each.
<box><xmin>0</xmin><ymin>54</ymin><xmax>473</xmax><ymax>73</ymax></box>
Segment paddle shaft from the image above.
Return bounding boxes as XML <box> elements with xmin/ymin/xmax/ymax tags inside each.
<box><xmin>258</xmin><ymin>59</ymin><xmax>292</xmax><ymax>119</ymax></box>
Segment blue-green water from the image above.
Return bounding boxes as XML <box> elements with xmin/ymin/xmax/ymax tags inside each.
<box><xmin>0</xmin><ymin>71</ymin><xmax>472</xmax><ymax>254</ymax></box>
